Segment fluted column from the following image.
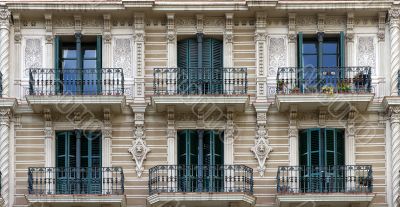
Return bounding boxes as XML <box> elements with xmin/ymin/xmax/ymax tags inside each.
<box><xmin>390</xmin><ymin>9</ymin><xmax>400</xmax><ymax>96</ymax></box>
<box><xmin>390</xmin><ymin>106</ymin><xmax>400</xmax><ymax>206</ymax></box>
<box><xmin>0</xmin><ymin>109</ymin><xmax>11</xmax><ymax>207</ymax></box>
<box><xmin>0</xmin><ymin>9</ymin><xmax>11</xmax><ymax>97</ymax></box>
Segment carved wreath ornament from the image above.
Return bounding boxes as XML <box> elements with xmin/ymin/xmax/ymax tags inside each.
<box><xmin>128</xmin><ymin>126</ymin><xmax>150</xmax><ymax>177</ymax></box>
<box><xmin>251</xmin><ymin>125</ymin><xmax>272</xmax><ymax>177</ymax></box>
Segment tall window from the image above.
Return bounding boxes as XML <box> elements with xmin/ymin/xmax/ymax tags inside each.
<box><xmin>55</xmin><ymin>34</ymin><xmax>102</xmax><ymax>95</ymax></box>
<box><xmin>298</xmin><ymin>32</ymin><xmax>345</xmax><ymax>91</ymax></box>
<box><xmin>177</xmin><ymin>130</ymin><xmax>224</xmax><ymax>192</ymax></box>
<box><xmin>299</xmin><ymin>128</ymin><xmax>345</xmax><ymax>192</ymax></box>
<box><xmin>56</xmin><ymin>130</ymin><xmax>102</xmax><ymax>194</ymax></box>
<box><xmin>177</xmin><ymin>34</ymin><xmax>223</xmax><ymax>94</ymax></box>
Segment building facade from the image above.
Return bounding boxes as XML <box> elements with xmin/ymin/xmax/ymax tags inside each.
<box><xmin>0</xmin><ymin>0</ymin><xmax>399</xmax><ymax>207</ymax></box>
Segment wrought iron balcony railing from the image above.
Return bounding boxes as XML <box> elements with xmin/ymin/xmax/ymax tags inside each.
<box><xmin>153</xmin><ymin>68</ymin><xmax>248</xmax><ymax>95</ymax></box>
<box><xmin>149</xmin><ymin>165</ymin><xmax>253</xmax><ymax>195</ymax></box>
<box><xmin>277</xmin><ymin>66</ymin><xmax>372</xmax><ymax>94</ymax></box>
<box><xmin>28</xmin><ymin>167</ymin><xmax>124</xmax><ymax>195</ymax></box>
<box><xmin>276</xmin><ymin>165</ymin><xmax>373</xmax><ymax>194</ymax></box>
<box><xmin>28</xmin><ymin>68</ymin><xmax>124</xmax><ymax>96</ymax></box>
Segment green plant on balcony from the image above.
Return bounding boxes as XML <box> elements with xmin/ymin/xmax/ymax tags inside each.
<box><xmin>305</xmin><ymin>86</ymin><xmax>317</xmax><ymax>93</ymax></box>
<box><xmin>338</xmin><ymin>80</ymin><xmax>351</xmax><ymax>93</ymax></box>
<box><xmin>277</xmin><ymin>80</ymin><xmax>286</xmax><ymax>92</ymax></box>
<box><xmin>321</xmin><ymin>86</ymin><xmax>334</xmax><ymax>95</ymax></box>
<box><xmin>291</xmin><ymin>87</ymin><xmax>300</xmax><ymax>94</ymax></box>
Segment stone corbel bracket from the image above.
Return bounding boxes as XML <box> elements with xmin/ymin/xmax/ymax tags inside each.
<box><xmin>128</xmin><ymin>112</ymin><xmax>150</xmax><ymax>177</ymax></box>
<box><xmin>251</xmin><ymin>112</ymin><xmax>273</xmax><ymax>177</ymax></box>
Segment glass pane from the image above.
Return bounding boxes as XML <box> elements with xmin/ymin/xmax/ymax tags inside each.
<box><xmin>63</xmin><ymin>49</ymin><xmax>77</xmax><ymax>58</ymax></box>
<box><xmin>303</xmin><ymin>42</ymin><xmax>317</xmax><ymax>54</ymax></box>
<box><xmin>323</xmin><ymin>42</ymin><xmax>337</xmax><ymax>53</ymax></box>
<box><xmin>63</xmin><ymin>60</ymin><xmax>77</xmax><ymax>69</ymax></box>
<box><xmin>84</xmin><ymin>60</ymin><xmax>97</xmax><ymax>69</ymax></box>
<box><xmin>63</xmin><ymin>69</ymin><xmax>79</xmax><ymax>95</ymax></box>
<box><xmin>84</xmin><ymin>49</ymin><xmax>96</xmax><ymax>59</ymax></box>
<box><xmin>303</xmin><ymin>55</ymin><xmax>317</xmax><ymax>68</ymax></box>
<box><xmin>323</xmin><ymin>55</ymin><xmax>338</xmax><ymax>67</ymax></box>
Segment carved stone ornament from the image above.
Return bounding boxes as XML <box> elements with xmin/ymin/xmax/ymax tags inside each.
<box><xmin>0</xmin><ymin>9</ymin><xmax>11</xmax><ymax>26</ymax></box>
<box><xmin>128</xmin><ymin>126</ymin><xmax>150</xmax><ymax>177</ymax></box>
<box><xmin>251</xmin><ymin>125</ymin><xmax>273</xmax><ymax>177</ymax></box>
<box><xmin>390</xmin><ymin>9</ymin><xmax>400</xmax><ymax>19</ymax></box>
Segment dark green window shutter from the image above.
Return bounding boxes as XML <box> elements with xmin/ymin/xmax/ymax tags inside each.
<box><xmin>339</xmin><ymin>31</ymin><xmax>345</xmax><ymax>68</ymax></box>
<box><xmin>309</xmin><ymin>129</ymin><xmax>321</xmax><ymax>166</ymax></box>
<box><xmin>298</xmin><ymin>32</ymin><xmax>303</xmax><ymax>67</ymax></box>
<box><xmin>177</xmin><ymin>39</ymin><xmax>198</xmax><ymax>94</ymax></box>
<box><xmin>54</xmin><ymin>36</ymin><xmax>61</xmax><ymax>94</ymax></box>
<box><xmin>325</xmin><ymin>129</ymin><xmax>335</xmax><ymax>166</ymax></box>
<box><xmin>299</xmin><ymin>130</ymin><xmax>308</xmax><ymax>167</ymax></box>
<box><xmin>177</xmin><ymin>129</ymin><xmax>198</xmax><ymax>166</ymax></box>
<box><xmin>96</xmin><ymin>36</ymin><xmax>102</xmax><ymax>94</ymax></box>
<box><xmin>202</xmin><ymin>38</ymin><xmax>223</xmax><ymax>94</ymax></box>
<box><xmin>336</xmin><ymin>129</ymin><xmax>345</xmax><ymax>166</ymax></box>
<box><xmin>56</xmin><ymin>132</ymin><xmax>67</xmax><ymax>168</ymax></box>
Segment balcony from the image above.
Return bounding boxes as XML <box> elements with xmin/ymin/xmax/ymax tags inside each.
<box><xmin>275</xmin><ymin>67</ymin><xmax>374</xmax><ymax>112</ymax></box>
<box><xmin>276</xmin><ymin>165</ymin><xmax>375</xmax><ymax>207</ymax></box>
<box><xmin>26</xmin><ymin>167</ymin><xmax>126</xmax><ymax>207</ymax></box>
<box><xmin>151</xmin><ymin>68</ymin><xmax>249</xmax><ymax>112</ymax></box>
<box><xmin>26</xmin><ymin>68</ymin><xmax>126</xmax><ymax>113</ymax></box>
<box><xmin>147</xmin><ymin>165</ymin><xmax>255</xmax><ymax>207</ymax></box>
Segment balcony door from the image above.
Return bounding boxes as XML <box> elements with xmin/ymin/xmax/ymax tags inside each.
<box><xmin>177</xmin><ymin>34</ymin><xmax>223</xmax><ymax>95</ymax></box>
<box><xmin>55</xmin><ymin>130</ymin><xmax>102</xmax><ymax>194</ymax></box>
<box><xmin>298</xmin><ymin>32</ymin><xmax>344</xmax><ymax>92</ymax></box>
<box><xmin>55</xmin><ymin>35</ymin><xmax>102</xmax><ymax>95</ymax></box>
<box><xmin>177</xmin><ymin>129</ymin><xmax>224</xmax><ymax>192</ymax></box>
<box><xmin>299</xmin><ymin>128</ymin><xmax>345</xmax><ymax>193</ymax></box>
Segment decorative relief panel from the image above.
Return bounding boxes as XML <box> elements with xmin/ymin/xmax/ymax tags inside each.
<box><xmin>297</xmin><ymin>16</ymin><xmax>317</xmax><ymax>26</ymax></box>
<box><xmin>82</xmin><ymin>16</ymin><xmax>102</xmax><ymax>28</ymax></box>
<box><xmin>354</xmin><ymin>17</ymin><xmax>378</xmax><ymax>26</ymax></box>
<box><xmin>268</xmin><ymin>37</ymin><xmax>287</xmax><ymax>77</ymax></box>
<box><xmin>53</xmin><ymin>16</ymin><xmax>74</xmax><ymax>28</ymax></box>
<box><xmin>145</xmin><ymin>18</ymin><xmax>166</xmax><ymax>28</ymax></box>
<box><xmin>234</xmin><ymin>18</ymin><xmax>255</xmax><ymax>27</ymax></box>
<box><xmin>112</xmin><ymin>17</ymin><xmax>133</xmax><ymax>27</ymax></box>
<box><xmin>176</xmin><ymin>17</ymin><xmax>196</xmax><ymax>26</ymax></box>
<box><xmin>21</xmin><ymin>19</ymin><xmax>44</xmax><ymax>28</ymax></box>
<box><xmin>325</xmin><ymin>16</ymin><xmax>346</xmax><ymax>27</ymax></box>
<box><xmin>24</xmin><ymin>38</ymin><xmax>43</xmax><ymax>76</ymax></box>
<box><xmin>357</xmin><ymin>36</ymin><xmax>376</xmax><ymax>75</ymax></box>
<box><xmin>204</xmin><ymin>17</ymin><xmax>225</xmax><ymax>26</ymax></box>
<box><xmin>113</xmin><ymin>38</ymin><xmax>133</xmax><ymax>78</ymax></box>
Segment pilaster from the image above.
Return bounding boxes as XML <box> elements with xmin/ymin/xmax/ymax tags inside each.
<box><xmin>167</xmin><ymin>106</ymin><xmax>176</xmax><ymax>165</ymax></box>
<box><xmin>43</xmin><ymin>108</ymin><xmax>53</xmax><ymax>167</ymax></box>
<box><xmin>103</xmin><ymin>14</ymin><xmax>112</xmax><ymax>68</ymax></box>
<box><xmin>346</xmin><ymin>13</ymin><xmax>354</xmax><ymax>67</ymax></box>
<box><xmin>225</xmin><ymin>106</ymin><xmax>234</xmax><ymax>165</ymax></box>
<box><xmin>0</xmin><ymin>8</ymin><xmax>11</xmax><ymax>97</ymax></box>
<box><xmin>0</xmin><ymin>108</ymin><xmax>11</xmax><ymax>207</ymax></box>
<box><xmin>134</xmin><ymin>13</ymin><xmax>145</xmax><ymax>103</ymax></box>
<box><xmin>288</xmin><ymin>13</ymin><xmax>296</xmax><ymax>67</ymax></box>
<box><xmin>255</xmin><ymin>12</ymin><xmax>267</xmax><ymax>100</ymax></box>
<box><xmin>390</xmin><ymin>105</ymin><xmax>400</xmax><ymax>206</ymax></box>
<box><xmin>288</xmin><ymin>105</ymin><xmax>298</xmax><ymax>166</ymax></box>
<box><xmin>346</xmin><ymin>109</ymin><xmax>356</xmax><ymax>166</ymax></box>
<box><xmin>224</xmin><ymin>13</ymin><xmax>233</xmax><ymax>68</ymax></box>
<box><xmin>389</xmin><ymin>9</ymin><xmax>400</xmax><ymax>96</ymax></box>
<box><xmin>167</xmin><ymin>13</ymin><xmax>176</xmax><ymax>68</ymax></box>
<box><xmin>13</xmin><ymin>13</ymin><xmax>21</xmax><ymax>99</ymax></box>
<box><xmin>103</xmin><ymin>108</ymin><xmax>112</xmax><ymax>168</ymax></box>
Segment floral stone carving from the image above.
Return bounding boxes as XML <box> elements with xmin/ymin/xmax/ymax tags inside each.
<box><xmin>128</xmin><ymin>126</ymin><xmax>150</xmax><ymax>177</ymax></box>
<box><xmin>251</xmin><ymin>125</ymin><xmax>273</xmax><ymax>176</ymax></box>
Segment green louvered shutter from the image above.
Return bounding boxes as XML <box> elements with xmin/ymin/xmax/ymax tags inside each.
<box><xmin>299</xmin><ymin>130</ymin><xmax>308</xmax><ymax>193</ymax></box>
<box><xmin>203</xmin><ymin>130</ymin><xmax>224</xmax><ymax>192</ymax></box>
<box><xmin>96</xmin><ymin>36</ymin><xmax>102</xmax><ymax>94</ymax></box>
<box><xmin>202</xmin><ymin>38</ymin><xmax>223</xmax><ymax>94</ymax></box>
<box><xmin>324</xmin><ymin>128</ymin><xmax>345</xmax><ymax>192</ymax></box>
<box><xmin>177</xmin><ymin>130</ymin><xmax>198</xmax><ymax>192</ymax></box>
<box><xmin>309</xmin><ymin>128</ymin><xmax>321</xmax><ymax>193</ymax></box>
<box><xmin>56</xmin><ymin>131</ymin><xmax>76</xmax><ymax>194</ymax></box>
<box><xmin>297</xmin><ymin>33</ymin><xmax>304</xmax><ymax>92</ymax></box>
<box><xmin>340</xmin><ymin>32</ymin><xmax>345</xmax><ymax>79</ymax></box>
<box><xmin>55</xmin><ymin>36</ymin><xmax>61</xmax><ymax>94</ymax></box>
<box><xmin>177</xmin><ymin>39</ymin><xmax>198</xmax><ymax>94</ymax></box>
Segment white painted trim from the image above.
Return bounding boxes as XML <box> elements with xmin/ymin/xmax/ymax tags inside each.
<box><xmin>277</xmin><ymin>193</ymin><xmax>375</xmax><ymax>203</ymax></box>
<box><xmin>25</xmin><ymin>194</ymin><xmax>126</xmax><ymax>206</ymax></box>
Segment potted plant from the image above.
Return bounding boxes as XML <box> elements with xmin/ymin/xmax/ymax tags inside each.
<box><xmin>338</xmin><ymin>80</ymin><xmax>351</xmax><ymax>93</ymax></box>
<box><xmin>321</xmin><ymin>86</ymin><xmax>334</xmax><ymax>95</ymax></box>
<box><xmin>291</xmin><ymin>87</ymin><xmax>300</xmax><ymax>94</ymax></box>
<box><xmin>277</xmin><ymin>80</ymin><xmax>286</xmax><ymax>93</ymax></box>
<box><xmin>306</xmin><ymin>86</ymin><xmax>317</xmax><ymax>93</ymax></box>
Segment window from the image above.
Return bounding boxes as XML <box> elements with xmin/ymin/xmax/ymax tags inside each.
<box><xmin>299</xmin><ymin>128</ymin><xmax>345</xmax><ymax>193</ymax></box>
<box><xmin>55</xmin><ymin>130</ymin><xmax>102</xmax><ymax>194</ymax></box>
<box><xmin>177</xmin><ymin>129</ymin><xmax>224</xmax><ymax>192</ymax></box>
<box><xmin>298</xmin><ymin>32</ymin><xmax>345</xmax><ymax>91</ymax></box>
<box><xmin>177</xmin><ymin>34</ymin><xmax>223</xmax><ymax>94</ymax></box>
<box><xmin>55</xmin><ymin>34</ymin><xmax>102</xmax><ymax>95</ymax></box>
